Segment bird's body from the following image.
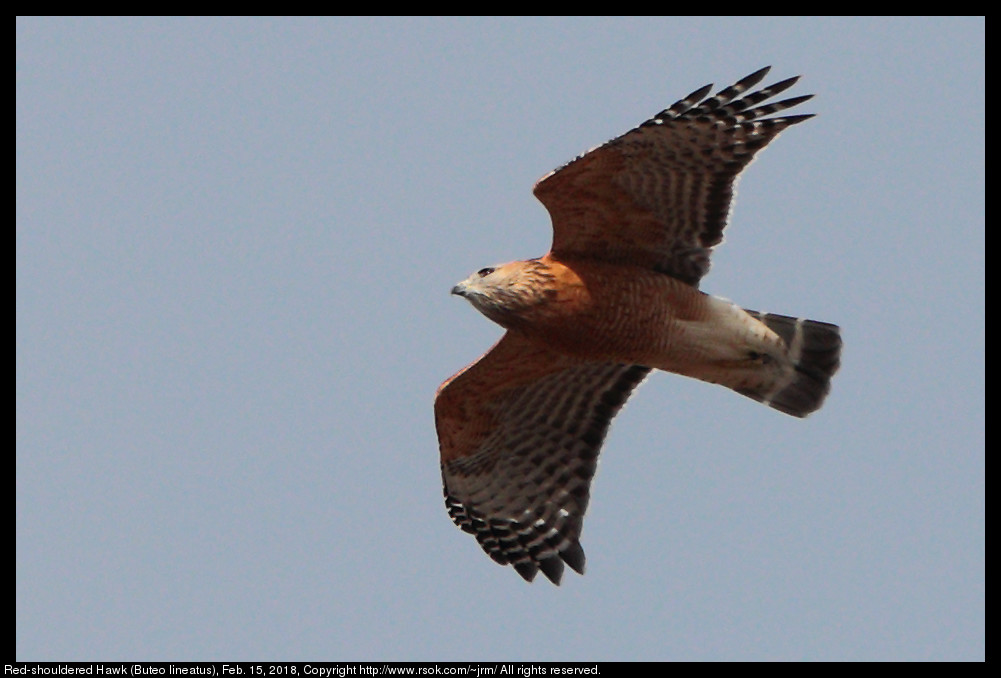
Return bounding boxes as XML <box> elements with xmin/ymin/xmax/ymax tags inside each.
<box><xmin>453</xmin><ymin>255</ymin><xmax>788</xmax><ymax>386</ymax></box>
<box><xmin>435</xmin><ymin>67</ymin><xmax>842</xmax><ymax>584</ymax></box>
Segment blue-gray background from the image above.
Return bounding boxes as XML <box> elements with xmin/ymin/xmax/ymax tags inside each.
<box><xmin>16</xmin><ymin>17</ymin><xmax>984</xmax><ymax>661</ymax></box>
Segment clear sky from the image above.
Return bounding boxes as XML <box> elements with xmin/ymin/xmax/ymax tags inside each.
<box><xmin>16</xmin><ymin>17</ymin><xmax>984</xmax><ymax>661</ymax></box>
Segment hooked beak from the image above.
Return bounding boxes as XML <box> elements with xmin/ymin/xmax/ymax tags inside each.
<box><xmin>451</xmin><ymin>282</ymin><xmax>468</xmax><ymax>297</ymax></box>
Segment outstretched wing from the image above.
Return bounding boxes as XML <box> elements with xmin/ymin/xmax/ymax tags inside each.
<box><xmin>533</xmin><ymin>66</ymin><xmax>813</xmax><ymax>286</ymax></box>
<box><xmin>434</xmin><ymin>332</ymin><xmax>649</xmax><ymax>584</ymax></box>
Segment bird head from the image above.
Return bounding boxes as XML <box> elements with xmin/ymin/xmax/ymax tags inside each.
<box><xmin>451</xmin><ymin>259</ymin><xmax>556</xmax><ymax>328</ymax></box>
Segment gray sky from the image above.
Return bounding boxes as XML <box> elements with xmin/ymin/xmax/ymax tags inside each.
<box><xmin>16</xmin><ymin>17</ymin><xmax>984</xmax><ymax>661</ymax></box>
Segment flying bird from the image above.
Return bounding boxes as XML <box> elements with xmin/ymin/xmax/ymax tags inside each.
<box><xmin>434</xmin><ymin>67</ymin><xmax>842</xmax><ymax>585</ymax></box>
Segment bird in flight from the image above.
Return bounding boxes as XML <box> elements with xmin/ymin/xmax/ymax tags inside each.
<box><xmin>434</xmin><ymin>67</ymin><xmax>842</xmax><ymax>584</ymax></box>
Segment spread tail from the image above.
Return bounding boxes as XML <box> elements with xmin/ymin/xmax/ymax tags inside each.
<box><xmin>738</xmin><ymin>311</ymin><xmax>842</xmax><ymax>417</ymax></box>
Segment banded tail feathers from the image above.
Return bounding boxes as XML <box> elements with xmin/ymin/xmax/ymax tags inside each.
<box><xmin>739</xmin><ymin>311</ymin><xmax>842</xmax><ymax>417</ymax></box>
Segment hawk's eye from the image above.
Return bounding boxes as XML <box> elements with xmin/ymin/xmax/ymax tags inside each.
<box><xmin>477</xmin><ymin>267</ymin><xmax>496</xmax><ymax>278</ymax></box>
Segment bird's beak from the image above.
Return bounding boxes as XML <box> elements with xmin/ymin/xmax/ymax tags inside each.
<box><xmin>451</xmin><ymin>282</ymin><xmax>467</xmax><ymax>297</ymax></box>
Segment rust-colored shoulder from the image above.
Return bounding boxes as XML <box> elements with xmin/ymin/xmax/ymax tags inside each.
<box><xmin>434</xmin><ymin>331</ymin><xmax>571</xmax><ymax>463</ymax></box>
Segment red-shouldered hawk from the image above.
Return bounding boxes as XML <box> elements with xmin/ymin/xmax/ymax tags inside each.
<box><xmin>435</xmin><ymin>67</ymin><xmax>842</xmax><ymax>584</ymax></box>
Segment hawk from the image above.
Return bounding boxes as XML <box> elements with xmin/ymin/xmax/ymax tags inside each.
<box><xmin>434</xmin><ymin>67</ymin><xmax>842</xmax><ymax>585</ymax></box>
